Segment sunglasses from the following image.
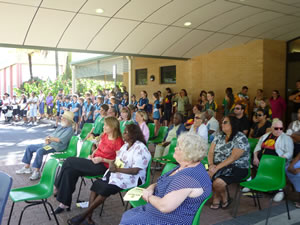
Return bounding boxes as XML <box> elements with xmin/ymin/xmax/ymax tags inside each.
<box><xmin>256</xmin><ymin>113</ymin><xmax>263</xmax><ymax>117</ymax></box>
<box><xmin>222</xmin><ymin>121</ymin><xmax>229</xmax><ymax>125</ymax></box>
<box><xmin>194</xmin><ymin>116</ymin><xmax>201</xmax><ymax>120</ymax></box>
<box><xmin>274</xmin><ymin>127</ymin><xmax>283</xmax><ymax>131</ymax></box>
<box><xmin>234</xmin><ymin>107</ymin><xmax>241</xmax><ymax>110</ymax></box>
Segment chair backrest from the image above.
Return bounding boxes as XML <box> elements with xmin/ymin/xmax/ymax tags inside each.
<box><xmin>78</xmin><ymin>140</ymin><xmax>94</xmax><ymax>158</ymax></box>
<box><xmin>192</xmin><ymin>193</ymin><xmax>212</xmax><ymax>225</ymax></box>
<box><xmin>148</xmin><ymin>123</ymin><xmax>155</xmax><ymax>139</ymax></box>
<box><xmin>157</xmin><ymin>126</ymin><xmax>169</xmax><ymax>140</ymax></box>
<box><xmin>0</xmin><ymin>172</ymin><xmax>12</xmax><ymax>224</ymax></box>
<box><xmin>163</xmin><ymin>138</ymin><xmax>177</xmax><ymax>161</ymax></box>
<box><xmin>256</xmin><ymin>155</ymin><xmax>286</xmax><ymax>188</ymax></box>
<box><xmin>139</xmin><ymin>158</ymin><xmax>152</xmax><ymax>188</ymax></box>
<box><xmin>65</xmin><ymin>136</ymin><xmax>79</xmax><ymax>156</ymax></box>
<box><xmin>161</xmin><ymin>163</ymin><xmax>177</xmax><ymax>175</ymax></box>
<box><xmin>39</xmin><ymin>159</ymin><xmax>59</xmax><ymax>194</ymax></box>
<box><xmin>248</xmin><ymin>138</ymin><xmax>259</xmax><ymax>154</ymax></box>
<box><xmin>80</xmin><ymin>123</ymin><xmax>93</xmax><ymax>139</ymax></box>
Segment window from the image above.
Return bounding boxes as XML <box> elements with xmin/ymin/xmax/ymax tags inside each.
<box><xmin>160</xmin><ymin>65</ymin><xmax>176</xmax><ymax>84</ymax></box>
<box><xmin>135</xmin><ymin>68</ymin><xmax>147</xmax><ymax>85</ymax></box>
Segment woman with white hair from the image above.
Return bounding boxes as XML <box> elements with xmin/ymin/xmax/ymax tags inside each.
<box><xmin>120</xmin><ymin>132</ymin><xmax>212</xmax><ymax>225</ymax></box>
<box><xmin>253</xmin><ymin>118</ymin><xmax>294</xmax><ymax>202</ymax></box>
<box><xmin>189</xmin><ymin>112</ymin><xmax>208</xmax><ymax>140</ymax></box>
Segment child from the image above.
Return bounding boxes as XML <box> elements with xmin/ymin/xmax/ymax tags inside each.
<box><xmin>71</xmin><ymin>95</ymin><xmax>80</xmax><ymax>135</ymax></box>
<box><xmin>94</xmin><ymin>96</ymin><xmax>103</xmax><ymax>120</ymax></box>
<box><xmin>78</xmin><ymin>97</ymin><xmax>84</xmax><ymax>129</ymax></box>
<box><xmin>153</xmin><ymin>92</ymin><xmax>161</xmax><ymax>136</ymax></box>
<box><xmin>205</xmin><ymin>91</ymin><xmax>218</xmax><ymax>116</ymax></box>
<box><xmin>131</xmin><ymin>94</ymin><xmax>138</xmax><ymax>107</ymax></box>
<box><xmin>120</xmin><ymin>93</ymin><xmax>129</xmax><ymax>108</ymax></box>
<box><xmin>128</xmin><ymin>104</ymin><xmax>137</xmax><ymax>123</ymax></box>
<box><xmin>110</xmin><ymin>96</ymin><xmax>119</xmax><ymax>116</ymax></box>
<box><xmin>54</xmin><ymin>95</ymin><xmax>62</xmax><ymax>128</ymax></box>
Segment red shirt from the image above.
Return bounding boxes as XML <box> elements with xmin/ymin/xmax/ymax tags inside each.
<box><xmin>93</xmin><ymin>133</ymin><xmax>124</xmax><ymax>168</ymax></box>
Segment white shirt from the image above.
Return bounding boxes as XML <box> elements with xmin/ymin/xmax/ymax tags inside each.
<box><xmin>107</xmin><ymin>141</ymin><xmax>151</xmax><ymax>189</ymax></box>
<box><xmin>189</xmin><ymin>124</ymin><xmax>208</xmax><ymax>140</ymax></box>
<box><xmin>28</xmin><ymin>97</ymin><xmax>38</xmax><ymax>108</ymax></box>
<box><xmin>39</xmin><ymin>94</ymin><xmax>45</xmax><ymax>102</ymax></box>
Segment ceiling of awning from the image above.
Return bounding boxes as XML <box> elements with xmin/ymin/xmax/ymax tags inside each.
<box><xmin>0</xmin><ymin>0</ymin><xmax>300</xmax><ymax>59</ymax></box>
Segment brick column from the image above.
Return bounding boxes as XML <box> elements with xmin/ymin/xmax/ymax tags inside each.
<box><xmin>10</xmin><ymin>65</ymin><xmax>13</xmax><ymax>96</ymax></box>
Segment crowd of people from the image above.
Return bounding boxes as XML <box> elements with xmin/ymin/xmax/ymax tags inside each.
<box><xmin>9</xmin><ymin>80</ymin><xmax>300</xmax><ymax>224</ymax></box>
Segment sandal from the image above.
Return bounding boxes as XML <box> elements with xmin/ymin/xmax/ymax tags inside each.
<box><xmin>82</xmin><ymin>218</ymin><xmax>96</xmax><ymax>225</ymax></box>
<box><xmin>67</xmin><ymin>215</ymin><xmax>85</xmax><ymax>225</ymax></box>
<box><xmin>295</xmin><ymin>202</ymin><xmax>300</xmax><ymax>208</ymax></box>
<box><xmin>221</xmin><ymin>198</ymin><xmax>232</xmax><ymax>209</ymax></box>
<box><xmin>210</xmin><ymin>202</ymin><xmax>221</xmax><ymax>210</ymax></box>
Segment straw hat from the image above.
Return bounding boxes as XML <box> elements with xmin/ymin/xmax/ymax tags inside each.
<box><xmin>62</xmin><ymin>111</ymin><xmax>74</xmax><ymax>124</ymax></box>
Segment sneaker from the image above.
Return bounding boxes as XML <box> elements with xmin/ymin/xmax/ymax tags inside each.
<box><xmin>30</xmin><ymin>171</ymin><xmax>41</xmax><ymax>180</ymax></box>
<box><xmin>34</xmin><ymin>122</ymin><xmax>38</xmax><ymax>126</ymax></box>
<box><xmin>273</xmin><ymin>192</ymin><xmax>284</xmax><ymax>202</ymax></box>
<box><xmin>242</xmin><ymin>187</ymin><xmax>251</xmax><ymax>193</ymax></box>
<box><xmin>16</xmin><ymin>166</ymin><xmax>33</xmax><ymax>174</ymax></box>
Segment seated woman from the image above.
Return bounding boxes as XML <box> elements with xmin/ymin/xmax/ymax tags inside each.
<box><xmin>120</xmin><ymin>132</ymin><xmax>212</xmax><ymax>225</ymax></box>
<box><xmin>249</xmin><ymin>108</ymin><xmax>272</xmax><ymax>139</ymax></box>
<box><xmin>208</xmin><ymin>115</ymin><xmax>250</xmax><ymax>209</ymax></box>
<box><xmin>53</xmin><ymin>117</ymin><xmax>124</xmax><ymax>214</ymax></box>
<box><xmin>189</xmin><ymin>112</ymin><xmax>208</xmax><ymax>140</ymax></box>
<box><xmin>67</xmin><ymin>124</ymin><xmax>151</xmax><ymax>225</ymax></box>
<box><xmin>184</xmin><ymin>104</ymin><xmax>202</xmax><ymax>130</ymax></box>
<box><xmin>136</xmin><ymin>110</ymin><xmax>150</xmax><ymax>142</ymax></box>
<box><xmin>154</xmin><ymin>112</ymin><xmax>186</xmax><ymax>158</ymax></box>
<box><xmin>286</xmin><ymin>152</ymin><xmax>300</xmax><ymax>208</ymax></box>
<box><xmin>253</xmin><ymin>119</ymin><xmax>293</xmax><ymax>202</ymax></box>
<box><xmin>286</xmin><ymin>108</ymin><xmax>300</xmax><ymax>157</ymax></box>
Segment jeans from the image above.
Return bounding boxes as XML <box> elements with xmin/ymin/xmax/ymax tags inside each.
<box><xmin>22</xmin><ymin>144</ymin><xmax>55</xmax><ymax>169</ymax></box>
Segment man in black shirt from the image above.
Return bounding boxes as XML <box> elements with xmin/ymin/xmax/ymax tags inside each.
<box><xmin>288</xmin><ymin>80</ymin><xmax>300</xmax><ymax>121</ymax></box>
<box><xmin>233</xmin><ymin>103</ymin><xmax>250</xmax><ymax>136</ymax></box>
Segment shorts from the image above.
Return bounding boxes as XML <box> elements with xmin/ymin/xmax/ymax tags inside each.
<box><xmin>90</xmin><ymin>174</ymin><xmax>123</xmax><ymax>197</ymax></box>
<box><xmin>47</xmin><ymin>106</ymin><xmax>53</xmax><ymax>115</ymax></box>
<box><xmin>162</xmin><ymin>109</ymin><xmax>172</xmax><ymax>122</ymax></box>
<box><xmin>73</xmin><ymin>116</ymin><xmax>79</xmax><ymax>123</ymax></box>
<box><xmin>30</xmin><ymin>106</ymin><xmax>37</xmax><ymax>117</ymax></box>
<box><xmin>56</xmin><ymin>111</ymin><xmax>60</xmax><ymax>117</ymax></box>
<box><xmin>216</xmin><ymin>167</ymin><xmax>248</xmax><ymax>185</ymax></box>
<box><xmin>20</xmin><ymin>110</ymin><xmax>27</xmax><ymax>117</ymax></box>
<box><xmin>13</xmin><ymin>109</ymin><xmax>19</xmax><ymax>116</ymax></box>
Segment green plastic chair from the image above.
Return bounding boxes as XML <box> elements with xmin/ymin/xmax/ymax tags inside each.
<box><xmin>51</xmin><ymin>136</ymin><xmax>79</xmax><ymax>160</ymax></box>
<box><xmin>148</xmin><ymin>123</ymin><xmax>155</xmax><ymax>139</ymax></box>
<box><xmin>8</xmin><ymin>159</ymin><xmax>59</xmax><ymax>225</ymax></box>
<box><xmin>120</xmin><ymin>120</ymin><xmax>134</xmax><ymax>134</ymax></box>
<box><xmin>129</xmin><ymin>163</ymin><xmax>178</xmax><ymax>208</ymax></box>
<box><xmin>232</xmin><ymin>155</ymin><xmax>290</xmax><ymax>225</ymax></box>
<box><xmin>148</xmin><ymin>126</ymin><xmax>168</xmax><ymax>144</ymax></box>
<box><xmin>192</xmin><ymin>192</ymin><xmax>212</xmax><ymax>225</ymax></box>
<box><xmin>153</xmin><ymin>138</ymin><xmax>177</xmax><ymax>164</ymax></box>
<box><xmin>80</xmin><ymin>123</ymin><xmax>93</xmax><ymax>140</ymax></box>
<box><xmin>248</xmin><ymin>138</ymin><xmax>259</xmax><ymax>154</ymax></box>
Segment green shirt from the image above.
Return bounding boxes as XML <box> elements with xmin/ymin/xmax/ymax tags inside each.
<box><xmin>205</xmin><ymin>100</ymin><xmax>218</xmax><ymax>112</ymax></box>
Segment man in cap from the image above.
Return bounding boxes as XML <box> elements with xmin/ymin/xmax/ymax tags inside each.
<box><xmin>16</xmin><ymin>111</ymin><xmax>74</xmax><ymax>180</ymax></box>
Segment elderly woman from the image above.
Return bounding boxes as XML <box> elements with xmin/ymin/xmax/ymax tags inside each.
<box><xmin>120</xmin><ymin>133</ymin><xmax>212</xmax><ymax>225</ymax></box>
<box><xmin>67</xmin><ymin>124</ymin><xmax>151</xmax><ymax>225</ymax></box>
<box><xmin>286</xmin><ymin>108</ymin><xmax>300</xmax><ymax>157</ymax></box>
<box><xmin>286</xmin><ymin>152</ymin><xmax>300</xmax><ymax>208</ymax></box>
<box><xmin>208</xmin><ymin>115</ymin><xmax>250</xmax><ymax>209</ymax></box>
<box><xmin>189</xmin><ymin>112</ymin><xmax>208</xmax><ymax>140</ymax></box>
<box><xmin>253</xmin><ymin>119</ymin><xmax>293</xmax><ymax>202</ymax></box>
<box><xmin>136</xmin><ymin>110</ymin><xmax>150</xmax><ymax>142</ymax></box>
<box><xmin>154</xmin><ymin>112</ymin><xmax>186</xmax><ymax>158</ymax></box>
<box><xmin>54</xmin><ymin>117</ymin><xmax>124</xmax><ymax>214</ymax></box>
<box><xmin>249</xmin><ymin>108</ymin><xmax>272</xmax><ymax>139</ymax></box>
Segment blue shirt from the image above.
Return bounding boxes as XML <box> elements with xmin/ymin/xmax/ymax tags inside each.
<box><xmin>121</xmin><ymin>99</ymin><xmax>129</xmax><ymax>107</ymax></box>
<box><xmin>138</xmin><ymin>98</ymin><xmax>149</xmax><ymax>110</ymax></box>
<box><xmin>84</xmin><ymin>103</ymin><xmax>94</xmax><ymax>120</ymax></box>
<box><xmin>71</xmin><ymin>101</ymin><xmax>80</xmax><ymax>117</ymax></box>
<box><xmin>94</xmin><ymin>103</ymin><xmax>102</xmax><ymax>119</ymax></box>
<box><xmin>56</xmin><ymin>100</ymin><xmax>61</xmax><ymax>112</ymax></box>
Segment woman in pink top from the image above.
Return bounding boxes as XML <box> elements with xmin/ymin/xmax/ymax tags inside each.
<box><xmin>269</xmin><ymin>90</ymin><xmax>286</xmax><ymax>120</ymax></box>
<box><xmin>136</xmin><ymin>110</ymin><xmax>150</xmax><ymax>142</ymax></box>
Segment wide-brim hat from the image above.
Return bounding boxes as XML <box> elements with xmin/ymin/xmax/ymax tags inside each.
<box><xmin>62</xmin><ymin>111</ymin><xmax>75</xmax><ymax>124</ymax></box>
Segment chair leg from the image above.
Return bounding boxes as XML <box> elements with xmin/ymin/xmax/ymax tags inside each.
<box><xmin>231</xmin><ymin>184</ymin><xmax>240</xmax><ymax>216</ymax></box>
<box><xmin>125</xmin><ymin>201</ymin><xmax>129</xmax><ymax>211</ymax></box>
<box><xmin>250</xmin><ymin>190</ymin><xmax>257</xmax><ymax>207</ymax></box>
<box><xmin>45</xmin><ymin>200</ymin><xmax>60</xmax><ymax>225</ymax></box>
<box><xmin>226</xmin><ymin>185</ymin><xmax>231</xmax><ymax>200</ymax></box>
<box><xmin>7</xmin><ymin>202</ymin><xmax>15</xmax><ymax>225</ymax></box>
<box><xmin>265</xmin><ymin>196</ymin><xmax>273</xmax><ymax>225</ymax></box>
<box><xmin>76</xmin><ymin>177</ymin><xmax>84</xmax><ymax>203</ymax></box>
<box><xmin>256</xmin><ymin>191</ymin><xmax>262</xmax><ymax>210</ymax></box>
<box><xmin>41</xmin><ymin>199</ymin><xmax>51</xmax><ymax>220</ymax></box>
<box><xmin>284</xmin><ymin>190</ymin><xmax>291</xmax><ymax>220</ymax></box>
<box><xmin>99</xmin><ymin>200</ymin><xmax>105</xmax><ymax>217</ymax></box>
<box><xmin>119</xmin><ymin>192</ymin><xmax>125</xmax><ymax>206</ymax></box>
<box><xmin>232</xmin><ymin>189</ymin><xmax>242</xmax><ymax>217</ymax></box>
<box><xmin>40</xmin><ymin>154</ymin><xmax>48</xmax><ymax>171</ymax></box>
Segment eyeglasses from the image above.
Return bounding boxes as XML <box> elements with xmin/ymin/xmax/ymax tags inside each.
<box><xmin>222</xmin><ymin>121</ymin><xmax>229</xmax><ymax>125</ymax></box>
<box><xmin>194</xmin><ymin>116</ymin><xmax>201</xmax><ymax>120</ymax></box>
<box><xmin>256</xmin><ymin>113</ymin><xmax>263</xmax><ymax>117</ymax></box>
<box><xmin>274</xmin><ymin>127</ymin><xmax>283</xmax><ymax>131</ymax></box>
<box><xmin>234</xmin><ymin>107</ymin><xmax>241</xmax><ymax>110</ymax></box>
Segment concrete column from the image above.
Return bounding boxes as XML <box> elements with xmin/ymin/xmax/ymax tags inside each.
<box><xmin>71</xmin><ymin>66</ymin><xmax>76</xmax><ymax>94</ymax></box>
<box><xmin>126</xmin><ymin>56</ymin><xmax>132</xmax><ymax>104</ymax></box>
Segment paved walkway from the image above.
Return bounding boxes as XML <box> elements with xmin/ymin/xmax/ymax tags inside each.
<box><xmin>0</xmin><ymin>119</ymin><xmax>299</xmax><ymax>225</ymax></box>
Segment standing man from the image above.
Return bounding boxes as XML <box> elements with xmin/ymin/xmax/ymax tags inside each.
<box><xmin>16</xmin><ymin>111</ymin><xmax>74</xmax><ymax>180</ymax></box>
<box><xmin>27</xmin><ymin>92</ymin><xmax>38</xmax><ymax>126</ymax></box>
<box><xmin>289</xmin><ymin>80</ymin><xmax>300</xmax><ymax>122</ymax></box>
<box><xmin>232</xmin><ymin>86</ymin><xmax>250</xmax><ymax>116</ymax></box>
